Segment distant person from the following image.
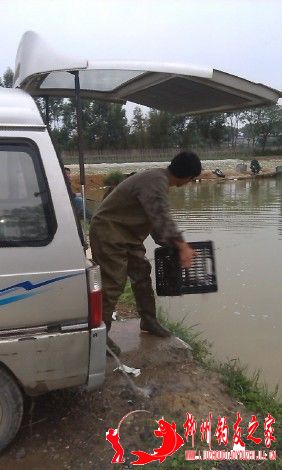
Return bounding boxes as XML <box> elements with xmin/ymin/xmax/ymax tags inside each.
<box><xmin>250</xmin><ymin>159</ymin><xmax>262</xmax><ymax>175</ymax></box>
<box><xmin>64</xmin><ymin>167</ymin><xmax>91</xmax><ymax>221</ymax></box>
<box><xmin>90</xmin><ymin>151</ymin><xmax>202</xmax><ymax>355</ymax></box>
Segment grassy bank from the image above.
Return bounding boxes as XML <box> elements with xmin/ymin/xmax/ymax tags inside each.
<box><xmin>160</xmin><ymin>312</ymin><xmax>281</xmax><ymax>468</ymax></box>
<box><xmin>118</xmin><ymin>283</ymin><xmax>281</xmax><ymax>468</ymax></box>
<box><xmin>160</xmin><ymin>313</ymin><xmax>281</xmax><ymax>469</ymax></box>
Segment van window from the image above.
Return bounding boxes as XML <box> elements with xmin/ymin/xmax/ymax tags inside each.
<box><xmin>0</xmin><ymin>141</ymin><xmax>56</xmax><ymax>246</ymax></box>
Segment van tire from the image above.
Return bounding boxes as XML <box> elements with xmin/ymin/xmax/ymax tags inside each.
<box><xmin>0</xmin><ymin>368</ymin><xmax>23</xmax><ymax>453</ymax></box>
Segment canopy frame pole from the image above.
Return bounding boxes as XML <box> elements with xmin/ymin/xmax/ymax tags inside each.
<box><xmin>44</xmin><ymin>96</ymin><xmax>51</xmax><ymax>132</ymax></box>
<box><xmin>70</xmin><ymin>70</ymin><xmax>87</xmax><ymax>248</ymax></box>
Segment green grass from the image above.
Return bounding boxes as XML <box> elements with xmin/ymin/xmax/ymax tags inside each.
<box><xmin>103</xmin><ymin>170</ymin><xmax>124</xmax><ymax>186</ymax></box>
<box><xmin>218</xmin><ymin>360</ymin><xmax>282</xmax><ymax>468</ymax></box>
<box><xmin>219</xmin><ymin>360</ymin><xmax>281</xmax><ymax>419</ymax></box>
<box><xmin>119</xmin><ymin>280</ymin><xmax>136</xmax><ymax>308</ymax></box>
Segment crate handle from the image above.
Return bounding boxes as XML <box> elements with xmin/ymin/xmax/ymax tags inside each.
<box><xmin>205</xmin><ymin>257</ymin><xmax>213</xmax><ymax>276</ymax></box>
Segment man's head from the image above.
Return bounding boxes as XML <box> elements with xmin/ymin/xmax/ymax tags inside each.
<box><xmin>168</xmin><ymin>151</ymin><xmax>201</xmax><ymax>187</ymax></box>
<box><xmin>64</xmin><ymin>166</ymin><xmax>71</xmax><ymax>184</ymax></box>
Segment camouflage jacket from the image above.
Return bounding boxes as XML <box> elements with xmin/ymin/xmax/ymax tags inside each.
<box><xmin>91</xmin><ymin>168</ymin><xmax>183</xmax><ymax>245</ymax></box>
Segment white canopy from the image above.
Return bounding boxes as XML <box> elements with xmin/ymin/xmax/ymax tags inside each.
<box><xmin>14</xmin><ymin>31</ymin><xmax>281</xmax><ymax>114</ymax></box>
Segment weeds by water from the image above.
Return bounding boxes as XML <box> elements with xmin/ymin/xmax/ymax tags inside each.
<box><xmin>157</xmin><ymin>312</ymin><xmax>281</xmax><ymax>469</ymax></box>
<box><xmin>103</xmin><ymin>170</ymin><xmax>124</xmax><ymax>186</ymax></box>
<box><xmin>157</xmin><ymin>310</ymin><xmax>281</xmax><ymax>418</ymax></box>
<box><xmin>219</xmin><ymin>360</ymin><xmax>281</xmax><ymax>420</ymax></box>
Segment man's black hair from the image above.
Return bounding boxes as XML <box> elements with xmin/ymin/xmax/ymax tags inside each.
<box><xmin>168</xmin><ymin>151</ymin><xmax>201</xmax><ymax>178</ymax></box>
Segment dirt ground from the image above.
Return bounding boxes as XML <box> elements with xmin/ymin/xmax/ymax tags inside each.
<box><xmin>0</xmin><ymin>310</ymin><xmax>253</xmax><ymax>470</ymax></box>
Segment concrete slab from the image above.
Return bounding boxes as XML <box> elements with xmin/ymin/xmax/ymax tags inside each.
<box><xmin>108</xmin><ymin>318</ymin><xmax>192</xmax><ymax>369</ymax></box>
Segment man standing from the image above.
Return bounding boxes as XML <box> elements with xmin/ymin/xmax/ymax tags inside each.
<box><xmin>90</xmin><ymin>151</ymin><xmax>202</xmax><ymax>355</ymax></box>
<box><xmin>64</xmin><ymin>167</ymin><xmax>91</xmax><ymax>221</ymax></box>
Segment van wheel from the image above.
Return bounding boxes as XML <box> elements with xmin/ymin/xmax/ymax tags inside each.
<box><xmin>0</xmin><ymin>368</ymin><xmax>23</xmax><ymax>453</ymax></box>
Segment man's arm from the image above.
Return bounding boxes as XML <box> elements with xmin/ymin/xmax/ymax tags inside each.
<box><xmin>137</xmin><ymin>177</ymin><xmax>196</xmax><ymax>267</ymax></box>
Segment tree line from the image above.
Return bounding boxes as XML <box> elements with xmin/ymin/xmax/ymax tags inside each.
<box><xmin>1</xmin><ymin>67</ymin><xmax>281</xmax><ymax>155</ymax></box>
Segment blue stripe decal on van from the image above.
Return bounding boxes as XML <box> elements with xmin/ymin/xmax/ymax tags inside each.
<box><xmin>0</xmin><ymin>273</ymin><xmax>82</xmax><ymax>296</ymax></box>
<box><xmin>0</xmin><ymin>292</ymin><xmax>38</xmax><ymax>306</ymax></box>
<box><xmin>0</xmin><ymin>273</ymin><xmax>83</xmax><ymax>306</ymax></box>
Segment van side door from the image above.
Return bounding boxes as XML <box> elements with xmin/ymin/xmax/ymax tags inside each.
<box><xmin>0</xmin><ymin>137</ymin><xmax>90</xmax><ymax>393</ymax></box>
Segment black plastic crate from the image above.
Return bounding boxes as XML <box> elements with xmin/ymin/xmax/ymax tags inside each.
<box><xmin>155</xmin><ymin>241</ymin><xmax>218</xmax><ymax>296</ymax></box>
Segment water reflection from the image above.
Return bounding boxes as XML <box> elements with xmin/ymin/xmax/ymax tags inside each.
<box><xmin>169</xmin><ymin>178</ymin><xmax>281</xmax><ymax>235</ymax></box>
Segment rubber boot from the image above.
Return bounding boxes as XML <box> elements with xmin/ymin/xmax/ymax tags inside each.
<box><xmin>105</xmin><ymin>322</ymin><xmax>121</xmax><ymax>356</ymax></box>
<box><xmin>140</xmin><ymin>314</ymin><xmax>171</xmax><ymax>338</ymax></box>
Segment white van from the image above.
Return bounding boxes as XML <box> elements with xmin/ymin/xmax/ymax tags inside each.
<box><xmin>0</xmin><ymin>86</ymin><xmax>106</xmax><ymax>451</ymax></box>
<box><xmin>0</xmin><ymin>31</ymin><xmax>280</xmax><ymax>452</ymax></box>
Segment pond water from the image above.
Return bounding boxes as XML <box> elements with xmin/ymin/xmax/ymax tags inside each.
<box><xmin>145</xmin><ymin>175</ymin><xmax>282</xmax><ymax>397</ymax></box>
<box><xmin>85</xmin><ymin>160</ymin><xmax>282</xmax><ymax>396</ymax></box>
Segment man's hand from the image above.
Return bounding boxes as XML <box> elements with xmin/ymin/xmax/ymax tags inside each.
<box><xmin>174</xmin><ymin>240</ymin><xmax>196</xmax><ymax>268</ymax></box>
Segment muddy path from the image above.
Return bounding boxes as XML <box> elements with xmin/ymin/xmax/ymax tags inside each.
<box><xmin>0</xmin><ymin>318</ymin><xmax>251</xmax><ymax>470</ymax></box>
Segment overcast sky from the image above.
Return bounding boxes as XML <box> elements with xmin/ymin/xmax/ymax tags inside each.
<box><xmin>0</xmin><ymin>0</ymin><xmax>281</xmax><ymax>112</ymax></box>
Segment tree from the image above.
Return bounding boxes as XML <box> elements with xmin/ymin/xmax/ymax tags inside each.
<box><xmin>256</xmin><ymin>106</ymin><xmax>282</xmax><ymax>151</ymax></box>
<box><xmin>0</xmin><ymin>67</ymin><xmax>14</xmax><ymax>87</ymax></box>
<box><xmin>130</xmin><ymin>106</ymin><xmax>148</xmax><ymax>148</ymax></box>
<box><xmin>241</xmin><ymin>110</ymin><xmax>259</xmax><ymax>150</ymax></box>
<box><xmin>242</xmin><ymin>106</ymin><xmax>282</xmax><ymax>151</ymax></box>
<box><xmin>105</xmin><ymin>103</ymin><xmax>129</xmax><ymax>149</ymax></box>
<box><xmin>146</xmin><ymin>110</ymin><xmax>173</xmax><ymax>148</ymax></box>
<box><xmin>36</xmin><ymin>98</ymin><xmax>75</xmax><ymax>153</ymax></box>
<box><xmin>170</xmin><ymin>114</ymin><xmax>191</xmax><ymax>148</ymax></box>
<box><xmin>82</xmin><ymin>101</ymin><xmax>129</xmax><ymax>150</ymax></box>
<box><xmin>47</xmin><ymin>99</ymin><xmax>129</xmax><ymax>152</ymax></box>
<box><xmin>224</xmin><ymin>112</ymin><xmax>244</xmax><ymax>148</ymax></box>
<box><xmin>187</xmin><ymin>114</ymin><xmax>226</xmax><ymax>148</ymax></box>
<box><xmin>47</xmin><ymin>98</ymin><xmax>65</xmax><ymax>130</ymax></box>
